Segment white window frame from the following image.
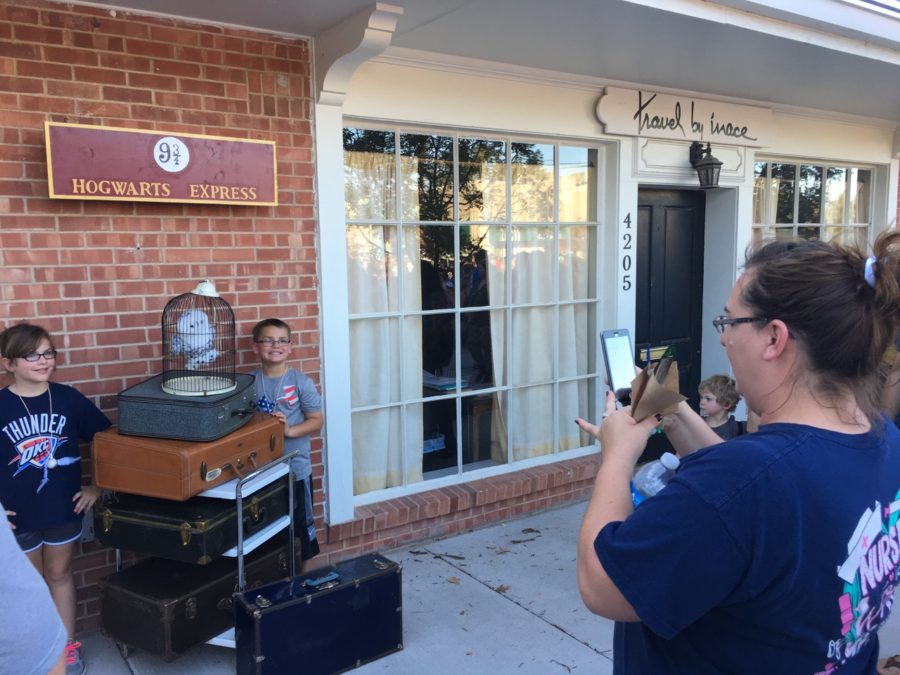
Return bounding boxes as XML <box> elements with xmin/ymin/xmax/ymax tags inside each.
<box><xmin>338</xmin><ymin>121</ymin><xmax>609</xmax><ymax>509</ymax></box>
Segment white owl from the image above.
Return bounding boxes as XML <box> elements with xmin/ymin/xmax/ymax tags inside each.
<box><xmin>170</xmin><ymin>308</ymin><xmax>219</xmax><ymax>369</ymax></box>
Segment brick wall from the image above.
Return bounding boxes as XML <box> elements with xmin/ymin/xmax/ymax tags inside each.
<box><xmin>0</xmin><ymin>0</ymin><xmax>319</xmax><ymax>633</ymax></box>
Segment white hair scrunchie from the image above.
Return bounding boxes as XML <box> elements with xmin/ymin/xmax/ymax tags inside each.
<box><xmin>864</xmin><ymin>255</ymin><xmax>877</xmax><ymax>288</ymax></box>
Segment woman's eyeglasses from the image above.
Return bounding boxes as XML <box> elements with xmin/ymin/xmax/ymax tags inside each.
<box><xmin>254</xmin><ymin>338</ymin><xmax>291</xmax><ymax>346</ymax></box>
<box><xmin>21</xmin><ymin>349</ymin><xmax>58</xmax><ymax>362</ymax></box>
<box><xmin>712</xmin><ymin>316</ymin><xmax>769</xmax><ymax>335</ymax></box>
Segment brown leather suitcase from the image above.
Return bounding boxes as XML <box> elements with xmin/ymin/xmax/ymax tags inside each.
<box><xmin>93</xmin><ymin>414</ymin><xmax>284</xmax><ymax>501</ymax></box>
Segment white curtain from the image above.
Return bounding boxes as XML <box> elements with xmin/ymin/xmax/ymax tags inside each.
<box><xmin>346</xmin><ymin>152</ymin><xmax>424</xmax><ymax>494</ymax></box>
<box><xmin>490</xmin><ymin>237</ymin><xmax>583</xmax><ymax>461</ymax></box>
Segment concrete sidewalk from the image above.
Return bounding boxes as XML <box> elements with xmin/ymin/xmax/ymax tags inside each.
<box><xmin>79</xmin><ymin>499</ymin><xmax>900</xmax><ymax>674</ymax></box>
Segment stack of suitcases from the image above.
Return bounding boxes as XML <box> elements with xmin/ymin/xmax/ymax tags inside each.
<box><xmin>92</xmin><ymin>372</ymin><xmax>290</xmax><ymax>661</ymax></box>
<box><xmin>92</xmin><ymin>283</ymin><xmax>404</xmax><ymax>670</ymax></box>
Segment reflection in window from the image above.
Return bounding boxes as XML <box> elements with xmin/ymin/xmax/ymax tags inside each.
<box><xmin>559</xmin><ymin>147</ymin><xmax>596</xmax><ymax>222</ymax></box>
<box><xmin>752</xmin><ymin>162</ymin><xmax>767</xmax><ymax>224</ymax></box>
<box><xmin>798</xmin><ymin>165</ymin><xmax>822</xmax><ymax>223</ymax></box>
<box><xmin>849</xmin><ymin>169</ymin><xmax>871</xmax><ymax>224</ymax></box>
<box><xmin>753</xmin><ymin>159</ymin><xmax>871</xmax><ymax>246</ymax></box>
<box><xmin>459</xmin><ymin>138</ymin><xmax>506</xmax><ymax>222</ymax></box>
<box><xmin>771</xmin><ymin>163</ymin><xmax>795</xmax><ymax>224</ymax></box>
<box><xmin>511</xmin><ymin>143</ymin><xmax>554</xmax><ymax>222</ymax></box>
<box><xmin>344</xmin><ymin>129</ymin><xmax>395</xmax><ymax>221</ymax></box>
<box><xmin>344</xmin><ymin>127</ymin><xmax>600</xmax><ymax>496</ymax></box>
<box><xmin>400</xmin><ymin>133</ymin><xmax>454</xmax><ymax>221</ymax></box>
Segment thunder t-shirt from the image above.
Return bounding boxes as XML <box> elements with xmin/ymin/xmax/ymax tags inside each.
<box><xmin>0</xmin><ymin>383</ymin><xmax>110</xmax><ymax>532</ymax></box>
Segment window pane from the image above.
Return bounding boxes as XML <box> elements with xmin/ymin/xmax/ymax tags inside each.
<box><xmin>461</xmin><ymin>393</ymin><xmax>501</xmax><ymax>469</ymax></box>
<box><xmin>775</xmin><ymin>227</ymin><xmax>794</xmax><ymax>241</ymax></box>
<box><xmin>344</xmin><ymin>128</ymin><xmax>395</xmax><ymax>221</ymax></box>
<box><xmin>461</xmin><ymin>309</ymin><xmax>503</xmax><ymax>390</ymax></box>
<box><xmin>347</xmin><ymin>224</ymin><xmax>399</xmax><ymax>314</ymax></box>
<box><xmin>412</xmin><ymin>313</ymin><xmax>456</xmax><ymax>392</ymax></box>
<box><xmin>511</xmin><ymin>143</ymin><xmax>554</xmax><ymax>222</ymax></box>
<box><xmin>825</xmin><ymin>226</ymin><xmax>868</xmax><ymax>249</ymax></box>
<box><xmin>560</xmin><ymin>225</ymin><xmax>595</xmax><ymax>301</ymax></box>
<box><xmin>459</xmin><ymin>138</ymin><xmax>506</xmax><ymax>222</ymax></box>
<box><xmin>559</xmin><ymin>379</ymin><xmax>596</xmax><ymax>451</ymax></box>
<box><xmin>824</xmin><ymin>167</ymin><xmax>846</xmax><ymax>225</ymax></box>
<box><xmin>752</xmin><ymin>162</ymin><xmax>767</xmax><ymax>224</ymax></box>
<box><xmin>559</xmin><ymin>302</ymin><xmax>596</xmax><ymax>378</ymax></box>
<box><xmin>350</xmin><ymin>317</ymin><xmax>401</xmax><ymax>407</ymax></box>
<box><xmin>559</xmin><ymin>146</ymin><xmax>595</xmax><ymax>222</ymax></box>
<box><xmin>771</xmin><ymin>163</ymin><xmax>796</xmax><ymax>224</ymax></box>
<box><xmin>511</xmin><ymin>228</ymin><xmax>553</xmax><ymax>305</ymax></box>
<box><xmin>797</xmin><ymin>226</ymin><xmax>819</xmax><ymax>241</ymax></box>
<box><xmin>352</xmin><ymin>406</ymin><xmax>423</xmax><ymax>494</ymax></box>
<box><xmin>511</xmin><ymin>385</ymin><xmax>553</xmax><ymax>460</ymax></box>
<box><xmin>418</xmin><ymin>224</ymin><xmax>456</xmax><ymax>309</ymax></box>
<box><xmin>421</xmin><ymin>398</ymin><xmax>458</xmax><ymax>474</ymax></box>
<box><xmin>460</xmin><ymin>393</ymin><xmax>509</xmax><ymax>471</ymax></box>
<box><xmin>751</xmin><ymin>226</ymin><xmax>767</xmax><ymax>249</ymax></box>
<box><xmin>797</xmin><ymin>165</ymin><xmax>822</xmax><ymax>223</ymax></box>
<box><xmin>511</xmin><ymin>307</ymin><xmax>553</xmax><ymax>386</ymax></box>
<box><xmin>400</xmin><ymin>133</ymin><xmax>454</xmax><ymax>221</ymax></box>
<box><xmin>461</xmin><ymin>226</ymin><xmax>506</xmax><ymax>308</ymax></box>
<box><xmin>850</xmin><ymin>169</ymin><xmax>871</xmax><ymax>224</ymax></box>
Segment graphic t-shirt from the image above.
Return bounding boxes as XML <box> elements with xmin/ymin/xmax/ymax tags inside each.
<box><xmin>0</xmin><ymin>383</ymin><xmax>111</xmax><ymax>532</ymax></box>
<box><xmin>596</xmin><ymin>421</ymin><xmax>900</xmax><ymax>674</ymax></box>
<box><xmin>251</xmin><ymin>367</ymin><xmax>322</xmax><ymax>480</ymax></box>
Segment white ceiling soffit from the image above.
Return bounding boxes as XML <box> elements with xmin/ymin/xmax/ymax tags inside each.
<box><xmin>58</xmin><ymin>0</ymin><xmax>900</xmax><ymax>122</ymax></box>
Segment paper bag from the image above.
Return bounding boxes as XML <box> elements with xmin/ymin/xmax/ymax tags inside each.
<box><xmin>629</xmin><ymin>356</ymin><xmax>687</xmax><ymax>422</ymax></box>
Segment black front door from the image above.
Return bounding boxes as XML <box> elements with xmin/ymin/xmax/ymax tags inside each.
<box><xmin>635</xmin><ymin>188</ymin><xmax>705</xmax><ymax>417</ymax></box>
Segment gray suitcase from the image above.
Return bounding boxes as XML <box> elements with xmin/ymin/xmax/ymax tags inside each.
<box><xmin>117</xmin><ymin>373</ymin><xmax>256</xmax><ymax>441</ymax></box>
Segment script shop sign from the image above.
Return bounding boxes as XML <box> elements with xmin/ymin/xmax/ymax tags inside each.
<box><xmin>596</xmin><ymin>87</ymin><xmax>774</xmax><ymax>147</ymax></box>
<box><xmin>45</xmin><ymin>122</ymin><xmax>277</xmax><ymax>206</ymax></box>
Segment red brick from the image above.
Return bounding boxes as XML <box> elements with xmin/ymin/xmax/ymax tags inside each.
<box><xmin>123</xmin><ymin>38</ymin><xmax>173</xmax><ymax>59</ymax></box>
<box><xmin>72</xmin><ymin>66</ymin><xmax>126</xmax><ymax>85</ymax></box>
<box><xmin>128</xmin><ymin>71</ymin><xmax>177</xmax><ymax>90</ymax></box>
<box><xmin>17</xmin><ymin>59</ymin><xmax>70</xmax><ymax>79</ymax></box>
<box><xmin>43</xmin><ymin>45</ymin><xmax>98</xmax><ymax>66</ymax></box>
<box><xmin>98</xmin><ymin>53</ymin><xmax>151</xmax><ymax>72</ymax></box>
<box><xmin>102</xmin><ymin>85</ymin><xmax>152</xmax><ymax>103</ymax></box>
<box><xmin>14</xmin><ymin>24</ymin><xmax>64</xmax><ymax>44</ymax></box>
<box><xmin>0</xmin><ymin>74</ymin><xmax>43</xmax><ymax>93</ymax></box>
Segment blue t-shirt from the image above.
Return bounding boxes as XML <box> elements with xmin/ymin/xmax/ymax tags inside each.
<box><xmin>251</xmin><ymin>367</ymin><xmax>322</xmax><ymax>480</ymax></box>
<box><xmin>596</xmin><ymin>421</ymin><xmax>900</xmax><ymax>675</ymax></box>
<box><xmin>0</xmin><ymin>383</ymin><xmax>111</xmax><ymax>532</ymax></box>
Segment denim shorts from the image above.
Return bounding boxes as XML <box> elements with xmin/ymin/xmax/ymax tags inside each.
<box><xmin>15</xmin><ymin>519</ymin><xmax>82</xmax><ymax>553</ymax></box>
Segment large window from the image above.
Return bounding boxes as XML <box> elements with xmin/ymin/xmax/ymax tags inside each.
<box><xmin>344</xmin><ymin>127</ymin><xmax>600</xmax><ymax>496</ymax></box>
<box><xmin>752</xmin><ymin>160</ymin><xmax>871</xmax><ymax>248</ymax></box>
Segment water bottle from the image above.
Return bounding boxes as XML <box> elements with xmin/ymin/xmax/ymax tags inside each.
<box><xmin>631</xmin><ymin>452</ymin><xmax>680</xmax><ymax>507</ymax></box>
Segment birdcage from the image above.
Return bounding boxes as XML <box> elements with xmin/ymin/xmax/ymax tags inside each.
<box><xmin>161</xmin><ymin>280</ymin><xmax>236</xmax><ymax>396</ymax></box>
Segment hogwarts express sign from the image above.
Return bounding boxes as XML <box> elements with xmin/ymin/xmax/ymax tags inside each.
<box><xmin>44</xmin><ymin>122</ymin><xmax>277</xmax><ymax>206</ymax></box>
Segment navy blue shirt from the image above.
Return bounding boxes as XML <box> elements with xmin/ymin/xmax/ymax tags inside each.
<box><xmin>597</xmin><ymin>421</ymin><xmax>900</xmax><ymax>674</ymax></box>
<box><xmin>0</xmin><ymin>383</ymin><xmax>110</xmax><ymax>532</ymax></box>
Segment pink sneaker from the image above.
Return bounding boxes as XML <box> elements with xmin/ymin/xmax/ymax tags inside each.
<box><xmin>65</xmin><ymin>640</ymin><xmax>85</xmax><ymax>675</ymax></box>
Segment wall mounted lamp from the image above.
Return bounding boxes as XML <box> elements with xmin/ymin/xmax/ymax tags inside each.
<box><xmin>689</xmin><ymin>141</ymin><xmax>723</xmax><ymax>190</ymax></box>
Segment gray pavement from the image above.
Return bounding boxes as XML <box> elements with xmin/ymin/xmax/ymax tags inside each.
<box><xmin>80</xmin><ymin>498</ymin><xmax>900</xmax><ymax>674</ymax></box>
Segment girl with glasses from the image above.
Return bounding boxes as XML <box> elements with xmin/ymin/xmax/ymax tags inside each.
<box><xmin>0</xmin><ymin>323</ymin><xmax>110</xmax><ymax>675</ymax></box>
<box><xmin>576</xmin><ymin>229</ymin><xmax>900</xmax><ymax>674</ymax></box>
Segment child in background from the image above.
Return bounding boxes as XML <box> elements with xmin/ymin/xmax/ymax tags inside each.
<box><xmin>698</xmin><ymin>374</ymin><xmax>745</xmax><ymax>440</ymax></box>
<box><xmin>250</xmin><ymin>318</ymin><xmax>324</xmax><ymax>572</ymax></box>
<box><xmin>0</xmin><ymin>323</ymin><xmax>111</xmax><ymax>675</ymax></box>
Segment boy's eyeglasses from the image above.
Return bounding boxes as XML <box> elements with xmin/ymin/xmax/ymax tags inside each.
<box><xmin>21</xmin><ymin>349</ymin><xmax>58</xmax><ymax>362</ymax></box>
<box><xmin>254</xmin><ymin>338</ymin><xmax>291</xmax><ymax>346</ymax></box>
<box><xmin>711</xmin><ymin>316</ymin><xmax>769</xmax><ymax>335</ymax></box>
